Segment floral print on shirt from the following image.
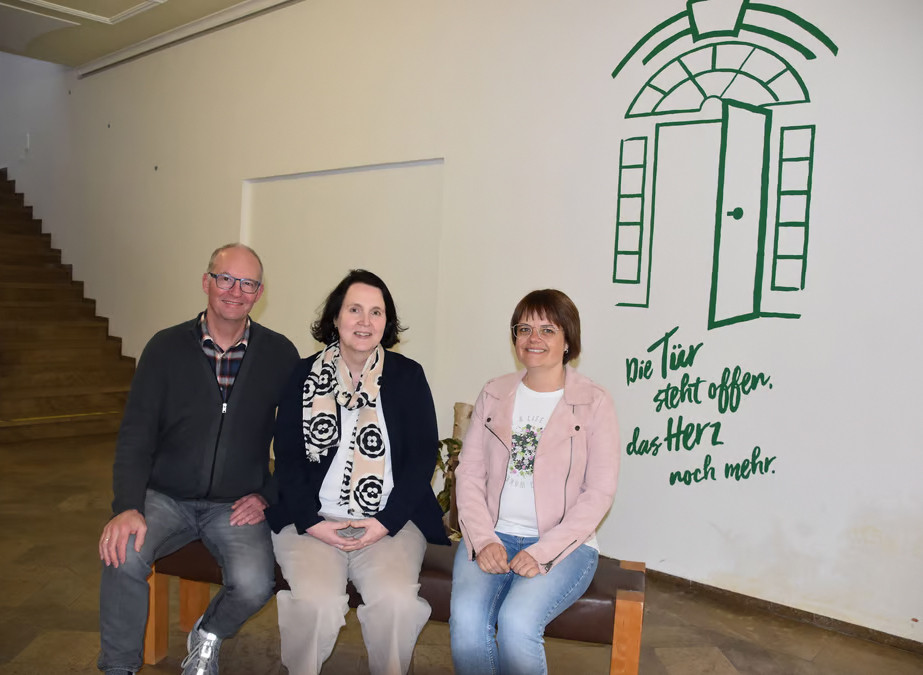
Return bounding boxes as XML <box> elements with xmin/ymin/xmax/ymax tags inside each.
<box><xmin>508</xmin><ymin>422</ymin><xmax>541</xmax><ymax>487</ymax></box>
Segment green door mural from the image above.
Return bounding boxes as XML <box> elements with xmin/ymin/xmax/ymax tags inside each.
<box><xmin>611</xmin><ymin>0</ymin><xmax>836</xmax><ymax>330</ymax></box>
<box><xmin>712</xmin><ymin>100</ymin><xmax>769</xmax><ymax>327</ymax></box>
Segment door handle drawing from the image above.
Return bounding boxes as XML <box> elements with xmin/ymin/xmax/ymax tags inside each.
<box><xmin>726</xmin><ymin>207</ymin><xmax>743</xmax><ymax>220</ymax></box>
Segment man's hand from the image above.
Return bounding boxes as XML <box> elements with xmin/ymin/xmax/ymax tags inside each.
<box><xmin>476</xmin><ymin>542</ymin><xmax>510</xmax><ymax>574</ymax></box>
<box><xmin>510</xmin><ymin>550</ymin><xmax>540</xmax><ymax>578</ymax></box>
<box><xmin>229</xmin><ymin>493</ymin><xmax>269</xmax><ymax>526</ymax></box>
<box><xmin>99</xmin><ymin>510</ymin><xmax>147</xmax><ymax>568</ymax></box>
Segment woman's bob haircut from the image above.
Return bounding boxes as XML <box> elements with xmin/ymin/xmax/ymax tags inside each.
<box><xmin>510</xmin><ymin>289</ymin><xmax>581</xmax><ymax>365</ymax></box>
<box><xmin>311</xmin><ymin>269</ymin><xmax>406</xmax><ymax>348</ymax></box>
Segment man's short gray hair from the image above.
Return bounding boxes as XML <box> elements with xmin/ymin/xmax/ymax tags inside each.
<box><xmin>206</xmin><ymin>243</ymin><xmax>264</xmax><ymax>280</ymax></box>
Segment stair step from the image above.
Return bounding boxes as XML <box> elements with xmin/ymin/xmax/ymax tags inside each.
<box><xmin>0</xmin><ymin>259</ymin><xmax>65</xmax><ymax>269</ymax></box>
<box><xmin>0</xmin><ymin>370</ymin><xmax>134</xmax><ymax>390</ymax></box>
<box><xmin>0</xmin><ymin>204</ymin><xmax>32</xmax><ymax>218</ymax></box>
<box><xmin>0</xmin><ymin>192</ymin><xmax>24</xmax><ymax>207</ymax></box>
<box><xmin>0</xmin><ymin>263</ymin><xmax>72</xmax><ymax>282</ymax></box>
<box><xmin>0</xmin><ymin>248</ymin><xmax>61</xmax><ymax>265</ymax></box>
<box><xmin>0</xmin><ymin>339</ymin><xmax>125</xmax><ymax>365</ymax></box>
<box><xmin>0</xmin><ymin>412</ymin><xmax>123</xmax><ymax>443</ymax></box>
<box><xmin>0</xmin><ymin>281</ymin><xmax>84</xmax><ymax>302</ymax></box>
<box><xmin>0</xmin><ymin>300</ymin><xmax>98</xmax><ymax>320</ymax></box>
<box><xmin>0</xmin><ymin>318</ymin><xmax>109</xmax><ymax>341</ymax></box>
<box><xmin>0</xmin><ymin>232</ymin><xmax>53</xmax><ymax>251</ymax></box>
<box><xmin>0</xmin><ymin>220</ymin><xmax>43</xmax><ymax>236</ymax></box>
<box><xmin>1</xmin><ymin>361</ymin><xmax>134</xmax><ymax>389</ymax></box>
<box><xmin>0</xmin><ymin>385</ymin><xmax>129</xmax><ymax>419</ymax></box>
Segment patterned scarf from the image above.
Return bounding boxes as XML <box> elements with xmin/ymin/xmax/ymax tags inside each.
<box><xmin>302</xmin><ymin>342</ymin><xmax>387</xmax><ymax>517</ymax></box>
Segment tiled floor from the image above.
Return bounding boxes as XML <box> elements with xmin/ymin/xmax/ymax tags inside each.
<box><xmin>1</xmin><ymin>435</ymin><xmax>921</xmax><ymax>674</ymax></box>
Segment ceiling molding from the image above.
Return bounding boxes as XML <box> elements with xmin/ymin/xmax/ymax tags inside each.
<box><xmin>0</xmin><ymin>2</ymin><xmax>80</xmax><ymax>26</ymax></box>
<box><xmin>0</xmin><ymin>0</ymin><xmax>77</xmax><ymax>23</ymax></box>
<box><xmin>76</xmin><ymin>0</ymin><xmax>295</xmax><ymax>77</ymax></box>
<box><xmin>17</xmin><ymin>0</ymin><xmax>167</xmax><ymax>25</ymax></box>
<box><xmin>0</xmin><ymin>2</ymin><xmax>77</xmax><ymax>53</ymax></box>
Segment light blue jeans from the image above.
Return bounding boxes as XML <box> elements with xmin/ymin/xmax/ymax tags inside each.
<box><xmin>97</xmin><ymin>489</ymin><xmax>275</xmax><ymax>673</ymax></box>
<box><xmin>449</xmin><ymin>532</ymin><xmax>598</xmax><ymax>675</ymax></box>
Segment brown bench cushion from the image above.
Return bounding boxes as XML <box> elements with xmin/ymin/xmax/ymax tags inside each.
<box><xmin>155</xmin><ymin>539</ymin><xmax>644</xmax><ymax>646</ymax></box>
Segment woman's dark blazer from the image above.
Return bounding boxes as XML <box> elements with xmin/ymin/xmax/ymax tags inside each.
<box><xmin>267</xmin><ymin>349</ymin><xmax>450</xmax><ymax>546</ymax></box>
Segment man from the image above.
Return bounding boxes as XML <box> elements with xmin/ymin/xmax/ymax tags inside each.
<box><xmin>97</xmin><ymin>243</ymin><xmax>299</xmax><ymax>675</ymax></box>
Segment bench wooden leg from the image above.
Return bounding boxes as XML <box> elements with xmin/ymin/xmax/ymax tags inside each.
<box><xmin>610</xmin><ymin>589</ymin><xmax>644</xmax><ymax>675</ymax></box>
<box><xmin>144</xmin><ymin>571</ymin><xmax>169</xmax><ymax>665</ymax></box>
<box><xmin>179</xmin><ymin>578</ymin><xmax>212</xmax><ymax>631</ymax></box>
<box><xmin>609</xmin><ymin>560</ymin><xmax>645</xmax><ymax>675</ymax></box>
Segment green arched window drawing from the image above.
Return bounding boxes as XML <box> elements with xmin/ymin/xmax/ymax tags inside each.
<box><xmin>627</xmin><ymin>41</ymin><xmax>809</xmax><ymax>118</ymax></box>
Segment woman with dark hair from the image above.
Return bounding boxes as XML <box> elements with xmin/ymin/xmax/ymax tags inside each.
<box><xmin>450</xmin><ymin>289</ymin><xmax>620</xmax><ymax>675</ymax></box>
<box><xmin>268</xmin><ymin>269</ymin><xmax>449</xmax><ymax>675</ymax></box>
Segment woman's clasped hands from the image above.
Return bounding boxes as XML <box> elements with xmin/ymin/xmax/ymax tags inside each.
<box><xmin>476</xmin><ymin>542</ymin><xmax>540</xmax><ymax>578</ymax></box>
<box><xmin>307</xmin><ymin>518</ymin><xmax>389</xmax><ymax>552</ymax></box>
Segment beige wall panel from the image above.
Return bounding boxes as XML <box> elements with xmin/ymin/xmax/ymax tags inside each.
<box><xmin>245</xmin><ymin>160</ymin><xmax>443</xmax><ymax>374</ymax></box>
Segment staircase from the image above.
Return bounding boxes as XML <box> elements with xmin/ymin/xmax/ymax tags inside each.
<box><xmin>0</xmin><ymin>168</ymin><xmax>133</xmax><ymax>443</ymax></box>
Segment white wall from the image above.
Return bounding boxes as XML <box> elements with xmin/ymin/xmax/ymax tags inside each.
<box><xmin>0</xmin><ymin>54</ymin><xmax>71</xmax><ymax>232</ymax></box>
<box><xmin>1</xmin><ymin>0</ymin><xmax>921</xmax><ymax>642</ymax></box>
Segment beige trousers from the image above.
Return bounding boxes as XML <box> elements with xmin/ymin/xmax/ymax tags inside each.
<box><xmin>271</xmin><ymin>522</ymin><xmax>430</xmax><ymax>675</ymax></box>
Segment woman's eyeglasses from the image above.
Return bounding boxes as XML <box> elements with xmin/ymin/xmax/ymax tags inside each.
<box><xmin>512</xmin><ymin>324</ymin><xmax>561</xmax><ymax>339</ymax></box>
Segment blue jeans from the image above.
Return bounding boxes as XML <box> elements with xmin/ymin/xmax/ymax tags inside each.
<box><xmin>97</xmin><ymin>489</ymin><xmax>275</xmax><ymax>673</ymax></box>
<box><xmin>449</xmin><ymin>532</ymin><xmax>598</xmax><ymax>675</ymax></box>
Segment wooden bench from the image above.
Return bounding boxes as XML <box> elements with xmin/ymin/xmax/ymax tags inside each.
<box><xmin>144</xmin><ymin>539</ymin><xmax>645</xmax><ymax>674</ymax></box>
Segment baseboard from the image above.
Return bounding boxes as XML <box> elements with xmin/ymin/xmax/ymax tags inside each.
<box><xmin>647</xmin><ymin>568</ymin><xmax>923</xmax><ymax>656</ymax></box>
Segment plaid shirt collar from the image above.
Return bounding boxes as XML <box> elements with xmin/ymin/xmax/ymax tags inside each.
<box><xmin>197</xmin><ymin>311</ymin><xmax>250</xmax><ymax>353</ymax></box>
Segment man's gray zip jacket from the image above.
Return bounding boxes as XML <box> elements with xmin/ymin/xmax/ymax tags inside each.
<box><xmin>111</xmin><ymin>316</ymin><xmax>299</xmax><ymax>515</ymax></box>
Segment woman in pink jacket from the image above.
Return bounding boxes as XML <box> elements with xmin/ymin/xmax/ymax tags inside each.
<box><xmin>450</xmin><ymin>289</ymin><xmax>620</xmax><ymax>675</ymax></box>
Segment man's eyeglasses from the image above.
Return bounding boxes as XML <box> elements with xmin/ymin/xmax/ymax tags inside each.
<box><xmin>512</xmin><ymin>324</ymin><xmax>561</xmax><ymax>339</ymax></box>
<box><xmin>207</xmin><ymin>272</ymin><xmax>261</xmax><ymax>294</ymax></box>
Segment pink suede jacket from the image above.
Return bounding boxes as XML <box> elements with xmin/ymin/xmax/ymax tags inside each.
<box><xmin>456</xmin><ymin>366</ymin><xmax>620</xmax><ymax>573</ymax></box>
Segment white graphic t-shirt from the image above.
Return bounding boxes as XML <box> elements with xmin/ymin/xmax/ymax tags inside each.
<box><xmin>495</xmin><ymin>382</ymin><xmax>563</xmax><ymax>537</ymax></box>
